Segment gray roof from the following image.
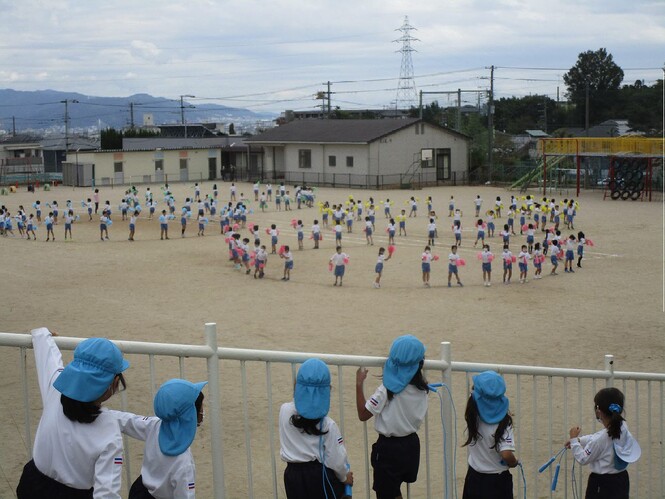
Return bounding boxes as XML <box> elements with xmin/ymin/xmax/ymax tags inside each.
<box><xmin>245</xmin><ymin>118</ymin><xmax>469</xmax><ymax>144</ymax></box>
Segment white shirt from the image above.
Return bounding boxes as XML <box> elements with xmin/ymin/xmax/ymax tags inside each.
<box><xmin>518</xmin><ymin>251</ymin><xmax>530</xmax><ymax>264</ymax></box>
<box><xmin>427</xmin><ymin>223</ymin><xmax>436</xmax><ymax>232</ymax></box>
<box><xmin>330</xmin><ymin>252</ymin><xmax>347</xmax><ymax>266</ymax></box>
<box><xmin>448</xmin><ymin>253</ymin><xmax>460</xmax><ymax>265</ymax></box>
<box><xmin>365</xmin><ymin>220</ymin><xmax>373</xmax><ymax>230</ymax></box>
<box><xmin>570</xmin><ymin>423</ymin><xmax>639</xmax><ymax>474</ymax></box>
<box><xmin>422</xmin><ymin>252</ymin><xmax>432</xmax><ymax>264</ymax></box>
<box><xmin>467</xmin><ymin>421</ymin><xmax>516</xmax><ymax>474</ymax></box>
<box><xmin>481</xmin><ymin>250</ymin><xmax>493</xmax><ymax>263</ymax></box>
<box><xmin>30</xmin><ymin>328</ymin><xmax>123</xmax><ymax>498</ymax></box>
<box><xmin>283</xmin><ymin>251</ymin><xmax>293</xmax><ymax>262</ymax></box>
<box><xmin>365</xmin><ymin>384</ymin><xmax>428</xmax><ymax>437</ymax></box>
<box><xmin>335</xmin><ymin>225</ymin><xmax>343</xmax><ymax>235</ymax></box>
<box><xmin>312</xmin><ymin>224</ymin><xmax>320</xmax><ymax>234</ymax></box>
<box><xmin>256</xmin><ymin>248</ymin><xmax>267</xmax><ymax>262</ymax></box>
<box><xmin>111</xmin><ymin>411</ymin><xmax>196</xmax><ymax>499</ymax></box>
<box><xmin>502</xmin><ymin>250</ymin><xmax>512</xmax><ymax>262</ymax></box>
<box><xmin>475</xmin><ymin>198</ymin><xmax>483</xmax><ymax>207</ymax></box>
<box><xmin>278</xmin><ymin>402</ymin><xmax>349</xmax><ymax>482</ymax></box>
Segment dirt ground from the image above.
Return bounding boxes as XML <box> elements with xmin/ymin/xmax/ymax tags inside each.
<box><xmin>0</xmin><ymin>181</ymin><xmax>663</xmax><ymax>498</ymax></box>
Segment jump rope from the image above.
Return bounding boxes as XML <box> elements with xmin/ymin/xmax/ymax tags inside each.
<box><xmin>539</xmin><ymin>447</ymin><xmax>580</xmax><ymax>499</ymax></box>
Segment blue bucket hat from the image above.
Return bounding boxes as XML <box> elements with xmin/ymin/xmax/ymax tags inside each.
<box><xmin>53</xmin><ymin>338</ymin><xmax>130</xmax><ymax>403</ymax></box>
<box><xmin>294</xmin><ymin>359</ymin><xmax>331</xmax><ymax>420</ymax></box>
<box><xmin>383</xmin><ymin>335</ymin><xmax>426</xmax><ymax>394</ymax></box>
<box><xmin>154</xmin><ymin>379</ymin><xmax>208</xmax><ymax>457</ymax></box>
<box><xmin>472</xmin><ymin>371</ymin><xmax>509</xmax><ymax>424</ymax></box>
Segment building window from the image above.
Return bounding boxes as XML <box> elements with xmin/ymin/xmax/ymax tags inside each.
<box><xmin>299</xmin><ymin>149</ymin><xmax>312</xmax><ymax>169</ymax></box>
<box><xmin>155</xmin><ymin>159</ymin><xmax>163</xmax><ymax>171</ymax></box>
<box><xmin>346</xmin><ymin>156</ymin><xmax>354</xmax><ymax>168</ymax></box>
<box><xmin>180</xmin><ymin>159</ymin><xmax>188</xmax><ymax>170</ymax></box>
<box><xmin>328</xmin><ymin>155</ymin><xmax>336</xmax><ymax>167</ymax></box>
<box><xmin>113</xmin><ymin>162</ymin><xmax>123</xmax><ymax>173</ymax></box>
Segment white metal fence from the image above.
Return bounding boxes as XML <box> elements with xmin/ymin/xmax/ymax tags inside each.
<box><xmin>0</xmin><ymin>324</ymin><xmax>663</xmax><ymax>499</ymax></box>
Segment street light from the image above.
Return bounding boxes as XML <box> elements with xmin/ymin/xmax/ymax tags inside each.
<box><xmin>180</xmin><ymin>95</ymin><xmax>195</xmax><ymax>139</ymax></box>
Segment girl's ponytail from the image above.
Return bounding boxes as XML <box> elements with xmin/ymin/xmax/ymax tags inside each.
<box><xmin>606</xmin><ymin>403</ymin><xmax>625</xmax><ymax>440</ymax></box>
<box><xmin>594</xmin><ymin>388</ymin><xmax>625</xmax><ymax>440</ymax></box>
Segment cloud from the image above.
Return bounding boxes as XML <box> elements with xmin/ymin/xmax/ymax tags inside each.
<box><xmin>0</xmin><ymin>0</ymin><xmax>662</xmax><ymax>111</ymax></box>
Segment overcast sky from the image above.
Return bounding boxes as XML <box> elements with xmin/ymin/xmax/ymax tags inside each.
<box><xmin>0</xmin><ymin>0</ymin><xmax>663</xmax><ymax>114</ymax></box>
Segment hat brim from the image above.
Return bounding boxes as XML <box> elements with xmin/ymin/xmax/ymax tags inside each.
<box><xmin>53</xmin><ymin>361</ymin><xmax>125</xmax><ymax>403</ymax></box>
<box><xmin>383</xmin><ymin>357</ymin><xmax>419</xmax><ymax>394</ymax></box>
<box><xmin>294</xmin><ymin>383</ymin><xmax>330</xmax><ymax>420</ymax></box>
<box><xmin>473</xmin><ymin>391</ymin><xmax>509</xmax><ymax>424</ymax></box>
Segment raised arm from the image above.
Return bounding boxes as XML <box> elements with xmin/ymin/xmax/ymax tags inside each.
<box><xmin>30</xmin><ymin>327</ymin><xmax>63</xmax><ymax>405</ymax></box>
<box><xmin>355</xmin><ymin>367</ymin><xmax>373</xmax><ymax>421</ymax></box>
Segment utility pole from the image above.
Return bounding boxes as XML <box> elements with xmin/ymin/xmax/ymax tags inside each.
<box><xmin>130</xmin><ymin>102</ymin><xmax>135</xmax><ymax>129</ymax></box>
<box><xmin>457</xmin><ymin>88</ymin><xmax>462</xmax><ymax>131</ymax></box>
<box><xmin>394</xmin><ymin>16</ymin><xmax>419</xmax><ymax>110</ymax></box>
<box><xmin>327</xmin><ymin>81</ymin><xmax>331</xmax><ymax>118</ymax></box>
<box><xmin>180</xmin><ymin>95</ymin><xmax>195</xmax><ymax>138</ymax></box>
<box><xmin>543</xmin><ymin>96</ymin><xmax>548</xmax><ymax>134</ymax></box>
<box><xmin>584</xmin><ymin>81</ymin><xmax>590</xmax><ymax>137</ymax></box>
<box><xmin>488</xmin><ymin>65</ymin><xmax>495</xmax><ymax>183</ymax></box>
<box><xmin>61</xmin><ymin>99</ymin><xmax>79</xmax><ymax>162</ymax></box>
<box><xmin>12</xmin><ymin>116</ymin><xmax>16</xmax><ymax>137</ymax></box>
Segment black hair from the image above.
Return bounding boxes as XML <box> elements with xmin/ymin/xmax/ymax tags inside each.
<box><xmin>594</xmin><ymin>387</ymin><xmax>625</xmax><ymax>439</ymax></box>
<box><xmin>290</xmin><ymin>414</ymin><xmax>328</xmax><ymax>436</ymax></box>
<box><xmin>462</xmin><ymin>395</ymin><xmax>513</xmax><ymax>449</ymax></box>
<box><xmin>386</xmin><ymin>360</ymin><xmax>428</xmax><ymax>401</ymax></box>
<box><xmin>195</xmin><ymin>391</ymin><xmax>205</xmax><ymax>426</ymax></box>
<box><xmin>578</xmin><ymin>231</ymin><xmax>585</xmax><ymax>240</ymax></box>
<box><xmin>61</xmin><ymin>373</ymin><xmax>126</xmax><ymax>423</ymax></box>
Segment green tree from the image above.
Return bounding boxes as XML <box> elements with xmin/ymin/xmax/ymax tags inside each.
<box><xmin>563</xmin><ymin>48</ymin><xmax>624</xmax><ymax>125</ymax></box>
<box><xmin>228</xmin><ymin>123</ymin><xmax>235</xmax><ymax>135</ymax></box>
<box><xmin>101</xmin><ymin>128</ymin><xmax>123</xmax><ymax>150</ymax></box>
<box><xmin>494</xmin><ymin>95</ymin><xmax>558</xmax><ymax>134</ymax></box>
<box><xmin>618</xmin><ymin>79</ymin><xmax>663</xmax><ymax>136</ymax></box>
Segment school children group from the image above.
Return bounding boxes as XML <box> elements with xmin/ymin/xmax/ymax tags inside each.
<box><xmin>19</xmin><ymin>328</ymin><xmax>640</xmax><ymax>499</ymax></box>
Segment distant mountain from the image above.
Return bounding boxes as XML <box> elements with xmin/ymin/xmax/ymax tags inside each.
<box><xmin>0</xmin><ymin>89</ymin><xmax>276</xmax><ymax>132</ymax></box>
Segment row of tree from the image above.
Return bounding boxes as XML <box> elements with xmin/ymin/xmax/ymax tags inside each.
<box><xmin>412</xmin><ymin>49</ymin><xmax>663</xmax><ymax>137</ymax></box>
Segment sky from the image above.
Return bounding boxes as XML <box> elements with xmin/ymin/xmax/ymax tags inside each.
<box><xmin>0</xmin><ymin>0</ymin><xmax>663</xmax><ymax>115</ymax></box>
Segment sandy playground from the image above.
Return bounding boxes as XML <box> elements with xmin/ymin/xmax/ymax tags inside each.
<box><xmin>0</xmin><ymin>181</ymin><xmax>663</xmax><ymax>498</ymax></box>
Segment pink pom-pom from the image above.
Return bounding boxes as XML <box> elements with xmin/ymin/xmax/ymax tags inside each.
<box><xmin>488</xmin><ymin>254</ymin><xmax>494</xmax><ymax>262</ymax></box>
<box><xmin>290</xmin><ymin>218</ymin><xmax>297</xmax><ymax>228</ymax></box>
<box><xmin>248</xmin><ymin>222</ymin><xmax>255</xmax><ymax>231</ymax></box>
<box><xmin>265</xmin><ymin>228</ymin><xmax>270</xmax><ymax>234</ymax></box>
<box><xmin>309</xmin><ymin>235</ymin><xmax>314</xmax><ymax>240</ymax></box>
<box><xmin>278</xmin><ymin>245</ymin><xmax>285</xmax><ymax>255</ymax></box>
<box><xmin>259</xmin><ymin>263</ymin><xmax>265</xmax><ymax>269</ymax></box>
<box><xmin>482</xmin><ymin>223</ymin><xmax>487</xmax><ymax>229</ymax></box>
<box><xmin>236</xmin><ymin>248</ymin><xmax>245</xmax><ymax>257</ymax></box>
<box><xmin>250</xmin><ymin>251</ymin><xmax>256</xmax><ymax>258</ymax></box>
<box><xmin>558</xmin><ymin>251</ymin><xmax>564</xmax><ymax>259</ymax></box>
<box><xmin>228</xmin><ymin>250</ymin><xmax>234</xmax><ymax>258</ymax></box>
<box><xmin>458</xmin><ymin>258</ymin><xmax>466</xmax><ymax>266</ymax></box>
<box><xmin>328</xmin><ymin>262</ymin><xmax>334</xmax><ymax>272</ymax></box>
<box><xmin>548</xmin><ymin>227</ymin><xmax>555</xmax><ymax>233</ymax></box>
<box><xmin>586</xmin><ymin>239</ymin><xmax>595</xmax><ymax>247</ymax></box>
<box><xmin>477</xmin><ymin>252</ymin><xmax>483</xmax><ymax>260</ymax></box>
<box><xmin>232</xmin><ymin>223</ymin><xmax>239</xmax><ymax>231</ymax></box>
<box><xmin>343</xmin><ymin>257</ymin><xmax>349</xmax><ymax>264</ymax></box>
<box><xmin>224</xmin><ymin>237</ymin><xmax>231</xmax><ymax>243</ymax></box>
<box><xmin>511</xmin><ymin>255</ymin><xmax>517</xmax><ymax>263</ymax></box>
<box><xmin>223</xmin><ymin>225</ymin><xmax>230</xmax><ymax>233</ymax></box>
<box><xmin>433</xmin><ymin>255</ymin><xmax>440</xmax><ymax>261</ymax></box>
<box><xmin>387</xmin><ymin>245</ymin><xmax>396</xmax><ymax>255</ymax></box>
<box><xmin>521</xmin><ymin>224</ymin><xmax>528</xmax><ymax>232</ymax></box>
<box><xmin>249</xmin><ymin>259</ymin><xmax>255</xmax><ymax>266</ymax></box>
<box><xmin>385</xmin><ymin>228</ymin><xmax>390</xmax><ymax>233</ymax></box>
<box><xmin>319</xmin><ymin>233</ymin><xmax>323</xmax><ymax>241</ymax></box>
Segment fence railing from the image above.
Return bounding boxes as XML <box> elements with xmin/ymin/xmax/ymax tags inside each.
<box><xmin>0</xmin><ymin>324</ymin><xmax>663</xmax><ymax>499</ymax></box>
<box><xmin>281</xmin><ymin>171</ymin><xmax>466</xmax><ymax>190</ymax></box>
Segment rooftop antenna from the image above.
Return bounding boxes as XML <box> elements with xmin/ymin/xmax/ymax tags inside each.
<box><xmin>394</xmin><ymin>16</ymin><xmax>419</xmax><ymax>111</ymax></box>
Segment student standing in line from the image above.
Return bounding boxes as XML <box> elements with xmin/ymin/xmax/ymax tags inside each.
<box><xmin>279</xmin><ymin>359</ymin><xmax>353</xmax><ymax>499</ymax></box>
<box><xmin>356</xmin><ymin>335</ymin><xmax>428</xmax><ymax>499</ymax></box>
<box><xmin>111</xmin><ymin>379</ymin><xmax>207</xmax><ymax>499</ymax></box>
<box><xmin>462</xmin><ymin>371</ymin><xmax>519</xmax><ymax>499</ymax></box>
<box><xmin>16</xmin><ymin>328</ymin><xmax>130</xmax><ymax>499</ymax></box>
<box><xmin>566</xmin><ymin>388</ymin><xmax>641</xmax><ymax>499</ymax></box>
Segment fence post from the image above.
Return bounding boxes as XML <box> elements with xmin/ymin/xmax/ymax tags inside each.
<box><xmin>605</xmin><ymin>354</ymin><xmax>614</xmax><ymax>387</ymax></box>
<box><xmin>441</xmin><ymin>341</ymin><xmax>454</xmax><ymax>498</ymax></box>
<box><xmin>206</xmin><ymin>323</ymin><xmax>226</xmax><ymax>498</ymax></box>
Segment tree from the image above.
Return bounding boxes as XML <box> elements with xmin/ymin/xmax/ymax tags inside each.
<box><xmin>618</xmin><ymin>79</ymin><xmax>663</xmax><ymax>136</ymax></box>
<box><xmin>563</xmin><ymin>48</ymin><xmax>624</xmax><ymax>125</ymax></box>
<box><xmin>494</xmin><ymin>95</ymin><xmax>558</xmax><ymax>134</ymax></box>
<box><xmin>228</xmin><ymin>123</ymin><xmax>235</xmax><ymax>135</ymax></box>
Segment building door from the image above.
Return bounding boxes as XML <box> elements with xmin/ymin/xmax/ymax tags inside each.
<box><xmin>208</xmin><ymin>157</ymin><xmax>217</xmax><ymax>180</ymax></box>
<box><xmin>179</xmin><ymin>159</ymin><xmax>188</xmax><ymax>182</ymax></box>
<box><xmin>436</xmin><ymin>149</ymin><xmax>451</xmax><ymax>181</ymax></box>
<box><xmin>114</xmin><ymin>161</ymin><xmax>124</xmax><ymax>185</ymax></box>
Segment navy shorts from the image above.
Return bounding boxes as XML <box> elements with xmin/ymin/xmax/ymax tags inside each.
<box><xmin>422</xmin><ymin>262</ymin><xmax>431</xmax><ymax>273</ymax></box>
<box><xmin>334</xmin><ymin>265</ymin><xmax>345</xmax><ymax>277</ymax></box>
<box><xmin>371</xmin><ymin>433</ymin><xmax>420</xmax><ymax>499</ymax></box>
<box><xmin>482</xmin><ymin>262</ymin><xmax>491</xmax><ymax>272</ymax></box>
<box><xmin>375</xmin><ymin>263</ymin><xmax>384</xmax><ymax>273</ymax></box>
<box><xmin>448</xmin><ymin>264</ymin><xmax>458</xmax><ymax>273</ymax></box>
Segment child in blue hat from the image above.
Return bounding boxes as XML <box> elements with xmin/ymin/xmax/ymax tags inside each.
<box><xmin>17</xmin><ymin>328</ymin><xmax>130</xmax><ymax>499</ymax></box>
<box><xmin>462</xmin><ymin>370</ymin><xmax>519</xmax><ymax>499</ymax></box>
<box><xmin>356</xmin><ymin>335</ymin><xmax>428</xmax><ymax>499</ymax></box>
<box><xmin>110</xmin><ymin>378</ymin><xmax>207</xmax><ymax>499</ymax></box>
<box><xmin>279</xmin><ymin>358</ymin><xmax>353</xmax><ymax>499</ymax></box>
<box><xmin>565</xmin><ymin>387</ymin><xmax>640</xmax><ymax>499</ymax></box>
